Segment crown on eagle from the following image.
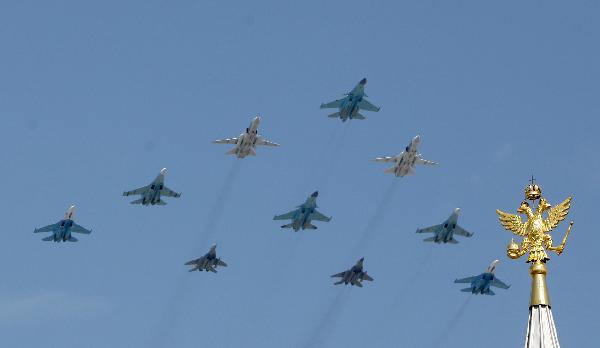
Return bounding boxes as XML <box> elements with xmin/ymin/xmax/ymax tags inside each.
<box><xmin>525</xmin><ymin>184</ymin><xmax>542</xmax><ymax>201</ymax></box>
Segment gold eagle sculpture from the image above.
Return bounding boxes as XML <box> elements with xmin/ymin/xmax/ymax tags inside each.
<box><xmin>496</xmin><ymin>184</ymin><xmax>573</xmax><ymax>263</ymax></box>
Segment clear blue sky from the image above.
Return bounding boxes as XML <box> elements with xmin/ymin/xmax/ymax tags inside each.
<box><xmin>0</xmin><ymin>1</ymin><xmax>598</xmax><ymax>347</ymax></box>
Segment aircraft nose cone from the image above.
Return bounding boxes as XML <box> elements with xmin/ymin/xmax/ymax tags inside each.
<box><xmin>359</xmin><ymin>257</ymin><xmax>364</xmax><ymax>262</ymax></box>
<box><xmin>455</xmin><ymin>207</ymin><xmax>461</xmax><ymax>214</ymax></box>
<box><xmin>360</xmin><ymin>78</ymin><xmax>367</xmax><ymax>85</ymax></box>
<box><xmin>414</xmin><ymin>135</ymin><xmax>421</xmax><ymax>143</ymax></box>
<box><xmin>311</xmin><ymin>191</ymin><xmax>319</xmax><ymax>197</ymax></box>
<box><xmin>160</xmin><ymin>168</ymin><xmax>168</xmax><ymax>175</ymax></box>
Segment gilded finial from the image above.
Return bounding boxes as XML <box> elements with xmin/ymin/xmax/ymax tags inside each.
<box><xmin>496</xmin><ymin>179</ymin><xmax>574</xmax><ymax>306</ymax></box>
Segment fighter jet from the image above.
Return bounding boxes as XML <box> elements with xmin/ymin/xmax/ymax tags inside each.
<box><xmin>273</xmin><ymin>191</ymin><xmax>332</xmax><ymax>231</ymax></box>
<box><xmin>33</xmin><ymin>205</ymin><xmax>92</xmax><ymax>242</ymax></box>
<box><xmin>416</xmin><ymin>208</ymin><xmax>473</xmax><ymax>244</ymax></box>
<box><xmin>331</xmin><ymin>258</ymin><xmax>374</xmax><ymax>287</ymax></box>
<box><xmin>320</xmin><ymin>78</ymin><xmax>380</xmax><ymax>122</ymax></box>
<box><xmin>373</xmin><ymin>135</ymin><xmax>437</xmax><ymax>177</ymax></box>
<box><xmin>185</xmin><ymin>244</ymin><xmax>228</xmax><ymax>273</ymax></box>
<box><xmin>454</xmin><ymin>260</ymin><xmax>510</xmax><ymax>295</ymax></box>
<box><xmin>123</xmin><ymin>168</ymin><xmax>181</xmax><ymax>206</ymax></box>
<box><xmin>213</xmin><ymin>116</ymin><xmax>279</xmax><ymax>158</ymax></box>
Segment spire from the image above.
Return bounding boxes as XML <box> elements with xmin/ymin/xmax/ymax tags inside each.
<box><xmin>496</xmin><ymin>180</ymin><xmax>574</xmax><ymax>348</ymax></box>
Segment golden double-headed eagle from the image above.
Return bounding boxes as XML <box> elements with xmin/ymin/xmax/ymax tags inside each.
<box><xmin>496</xmin><ymin>183</ymin><xmax>573</xmax><ymax>263</ymax></box>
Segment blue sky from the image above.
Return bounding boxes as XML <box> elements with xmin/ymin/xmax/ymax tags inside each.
<box><xmin>0</xmin><ymin>1</ymin><xmax>598</xmax><ymax>347</ymax></box>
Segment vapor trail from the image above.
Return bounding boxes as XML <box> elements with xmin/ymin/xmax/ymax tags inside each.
<box><xmin>349</xmin><ymin>179</ymin><xmax>398</xmax><ymax>260</ymax></box>
<box><xmin>315</xmin><ymin>124</ymin><xmax>348</xmax><ymax>189</ymax></box>
<box><xmin>303</xmin><ymin>287</ymin><xmax>352</xmax><ymax>348</ymax></box>
<box><xmin>150</xmin><ymin>160</ymin><xmax>243</xmax><ymax>348</ymax></box>
<box><xmin>431</xmin><ymin>295</ymin><xmax>473</xmax><ymax>348</ymax></box>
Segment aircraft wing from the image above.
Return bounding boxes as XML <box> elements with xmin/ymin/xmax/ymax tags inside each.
<box><xmin>320</xmin><ymin>99</ymin><xmax>343</xmax><ymax>109</ymax></box>
<box><xmin>274</xmin><ymin>209</ymin><xmax>298</xmax><ymax>220</ymax></box>
<box><xmin>416</xmin><ymin>224</ymin><xmax>443</xmax><ymax>234</ymax></box>
<box><xmin>213</xmin><ymin>138</ymin><xmax>238</xmax><ymax>144</ymax></box>
<box><xmin>185</xmin><ymin>258</ymin><xmax>201</xmax><ymax>266</ymax></box>
<box><xmin>358</xmin><ymin>99</ymin><xmax>380</xmax><ymax>112</ymax></box>
<box><xmin>331</xmin><ymin>271</ymin><xmax>347</xmax><ymax>278</ymax></box>
<box><xmin>161</xmin><ymin>186</ymin><xmax>181</xmax><ymax>198</ymax></box>
<box><xmin>34</xmin><ymin>223</ymin><xmax>58</xmax><ymax>233</ymax></box>
<box><xmin>123</xmin><ymin>185</ymin><xmax>149</xmax><ymax>196</ymax></box>
<box><xmin>255</xmin><ymin>137</ymin><xmax>280</xmax><ymax>147</ymax></box>
<box><xmin>454</xmin><ymin>225</ymin><xmax>473</xmax><ymax>237</ymax></box>
<box><xmin>71</xmin><ymin>223</ymin><xmax>92</xmax><ymax>234</ymax></box>
<box><xmin>373</xmin><ymin>156</ymin><xmax>397</xmax><ymax>163</ymax></box>
<box><xmin>454</xmin><ymin>276</ymin><xmax>478</xmax><ymax>284</ymax></box>
<box><xmin>311</xmin><ymin>210</ymin><xmax>331</xmax><ymax>222</ymax></box>
<box><xmin>416</xmin><ymin>156</ymin><xmax>437</xmax><ymax>165</ymax></box>
<box><xmin>491</xmin><ymin>278</ymin><xmax>510</xmax><ymax>289</ymax></box>
<box><xmin>362</xmin><ymin>273</ymin><xmax>374</xmax><ymax>282</ymax></box>
<box><xmin>217</xmin><ymin>259</ymin><xmax>228</xmax><ymax>267</ymax></box>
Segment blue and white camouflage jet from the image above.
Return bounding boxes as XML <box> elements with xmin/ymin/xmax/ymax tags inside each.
<box><xmin>123</xmin><ymin>168</ymin><xmax>181</xmax><ymax>206</ymax></box>
<box><xmin>185</xmin><ymin>244</ymin><xmax>228</xmax><ymax>273</ymax></box>
<box><xmin>331</xmin><ymin>258</ymin><xmax>374</xmax><ymax>287</ymax></box>
<box><xmin>34</xmin><ymin>205</ymin><xmax>92</xmax><ymax>242</ymax></box>
<box><xmin>320</xmin><ymin>78</ymin><xmax>380</xmax><ymax>122</ymax></box>
<box><xmin>273</xmin><ymin>191</ymin><xmax>332</xmax><ymax>231</ymax></box>
<box><xmin>374</xmin><ymin>135</ymin><xmax>437</xmax><ymax>177</ymax></box>
<box><xmin>416</xmin><ymin>208</ymin><xmax>474</xmax><ymax>244</ymax></box>
<box><xmin>213</xmin><ymin>116</ymin><xmax>280</xmax><ymax>158</ymax></box>
<box><xmin>454</xmin><ymin>260</ymin><xmax>510</xmax><ymax>295</ymax></box>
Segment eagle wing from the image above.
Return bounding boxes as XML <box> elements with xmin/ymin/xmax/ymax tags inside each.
<box><xmin>496</xmin><ymin>209</ymin><xmax>527</xmax><ymax>236</ymax></box>
<box><xmin>544</xmin><ymin>197</ymin><xmax>572</xmax><ymax>232</ymax></box>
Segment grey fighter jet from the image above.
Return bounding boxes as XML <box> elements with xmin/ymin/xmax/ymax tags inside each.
<box><xmin>213</xmin><ymin>116</ymin><xmax>279</xmax><ymax>158</ymax></box>
<box><xmin>320</xmin><ymin>78</ymin><xmax>380</xmax><ymax>122</ymax></box>
<box><xmin>185</xmin><ymin>244</ymin><xmax>228</xmax><ymax>273</ymax></box>
<box><xmin>273</xmin><ymin>191</ymin><xmax>331</xmax><ymax>231</ymax></box>
<box><xmin>373</xmin><ymin>135</ymin><xmax>437</xmax><ymax>177</ymax></box>
<box><xmin>34</xmin><ymin>205</ymin><xmax>92</xmax><ymax>242</ymax></box>
<box><xmin>331</xmin><ymin>258</ymin><xmax>374</xmax><ymax>287</ymax></box>
<box><xmin>123</xmin><ymin>168</ymin><xmax>181</xmax><ymax>206</ymax></box>
<box><xmin>454</xmin><ymin>260</ymin><xmax>510</xmax><ymax>295</ymax></box>
<box><xmin>416</xmin><ymin>208</ymin><xmax>473</xmax><ymax>244</ymax></box>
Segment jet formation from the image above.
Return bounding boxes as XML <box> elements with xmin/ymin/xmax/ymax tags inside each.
<box><xmin>416</xmin><ymin>208</ymin><xmax>474</xmax><ymax>244</ymax></box>
<box><xmin>320</xmin><ymin>78</ymin><xmax>380</xmax><ymax>122</ymax></box>
<box><xmin>273</xmin><ymin>191</ymin><xmax>332</xmax><ymax>231</ymax></box>
<box><xmin>123</xmin><ymin>168</ymin><xmax>181</xmax><ymax>206</ymax></box>
<box><xmin>185</xmin><ymin>244</ymin><xmax>228</xmax><ymax>273</ymax></box>
<box><xmin>454</xmin><ymin>260</ymin><xmax>510</xmax><ymax>295</ymax></box>
<box><xmin>213</xmin><ymin>116</ymin><xmax>280</xmax><ymax>158</ymax></box>
<box><xmin>331</xmin><ymin>258</ymin><xmax>374</xmax><ymax>287</ymax></box>
<box><xmin>34</xmin><ymin>205</ymin><xmax>92</xmax><ymax>242</ymax></box>
<box><xmin>373</xmin><ymin>135</ymin><xmax>437</xmax><ymax>177</ymax></box>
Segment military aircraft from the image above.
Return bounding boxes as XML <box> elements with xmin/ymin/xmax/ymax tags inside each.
<box><xmin>213</xmin><ymin>116</ymin><xmax>280</xmax><ymax>158</ymax></box>
<box><xmin>331</xmin><ymin>258</ymin><xmax>374</xmax><ymax>287</ymax></box>
<box><xmin>320</xmin><ymin>78</ymin><xmax>380</xmax><ymax>122</ymax></box>
<box><xmin>33</xmin><ymin>205</ymin><xmax>92</xmax><ymax>242</ymax></box>
<box><xmin>185</xmin><ymin>244</ymin><xmax>228</xmax><ymax>273</ymax></box>
<box><xmin>373</xmin><ymin>135</ymin><xmax>437</xmax><ymax>177</ymax></box>
<box><xmin>273</xmin><ymin>191</ymin><xmax>332</xmax><ymax>231</ymax></box>
<box><xmin>416</xmin><ymin>208</ymin><xmax>474</xmax><ymax>244</ymax></box>
<box><xmin>454</xmin><ymin>260</ymin><xmax>510</xmax><ymax>295</ymax></box>
<box><xmin>123</xmin><ymin>168</ymin><xmax>181</xmax><ymax>206</ymax></box>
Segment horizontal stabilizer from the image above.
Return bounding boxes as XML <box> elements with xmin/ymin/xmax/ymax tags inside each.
<box><xmin>226</xmin><ymin>148</ymin><xmax>238</xmax><ymax>155</ymax></box>
<box><xmin>486</xmin><ymin>289</ymin><xmax>496</xmax><ymax>296</ymax></box>
<box><xmin>304</xmin><ymin>223</ymin><xmax>317</xmax><ymax>230</ymax></box>
<box><xmin>384</xmin><ymin>166</ymin><xmax>396</xmax><ymax>174</ymax></box>
<box><xmin>217</xmin><ymin>260</ymin><xmax>228</xmax><ymax>267</ymax></box>
<box><xmin>461</xmin><ymin>287</ymin><xmax>472</xmax><ymax>293</ymax></box>
<box><xmin>281</xmin><ymin>223</ymin><xmax>294</xmax><ymax>229</ymax></box>
<box><xmin>130</xmin><ymin>198</ymin><xmax>144</xmax><ymax>205</ymax></box>
<box><xmin>334</xmin><ymin>280</ymin><xmax>344</xmax><ymax>285</ymax></box>
<box><xmin>353</xmin><ymin>280</ymin><xmax>363</xmax><ymax>287</ymax></box>
<box><xmin>447</xmin><ymin>238</ymin><xmax>459</xmax><ymax>244</ymax></box>
<box><xmin>327</xmin><ymin>112</ymin><xmax>340</xmax><ymax>118</ymax></box>
<box><xmin>155</xmin><ymin>200</ymin><xmax>167</xmax><ymax>206</ymax></box>
<box><xmin>68</xmin><ymin>236</ymin><xmax>78</xmax><ymax>242</ymax></box>
<box><xmin>423</xmin><ymin>237</ymin><xmax>437</xmax><ymax>242</ymax></box>
<box><xmin>42</xmin><ymin>235</ymin><xmax>55</xmax><ymax>241</ymax></box>
<box><xmin>352</xmin><ymin>113</ymin><xmax>365</xmax><ymax>120</ymax></box>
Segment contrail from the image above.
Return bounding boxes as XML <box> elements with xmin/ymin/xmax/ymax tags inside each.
<box><xmin>431</xmin><ymin>295</ymin><xmax>473</xmax><ymax>348</ymax></box>
<box><xmin>149</xmin><ymin>160</ymin><xmax>243</xmax><ymax>348</ymax></box>
<box><xmin>314</xmin><ymin>124</ymin><xmax>349</xmax><ymax>189</ymax></box>
<box><xmin>349</xmin><ymin>179</ymin><xmax>398</xmax><ymax>260</ymax></box>
<box><xmin>303</xmin><ymin>287</ymin><xmax>352</xmax><ymax>348</ymax></box>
